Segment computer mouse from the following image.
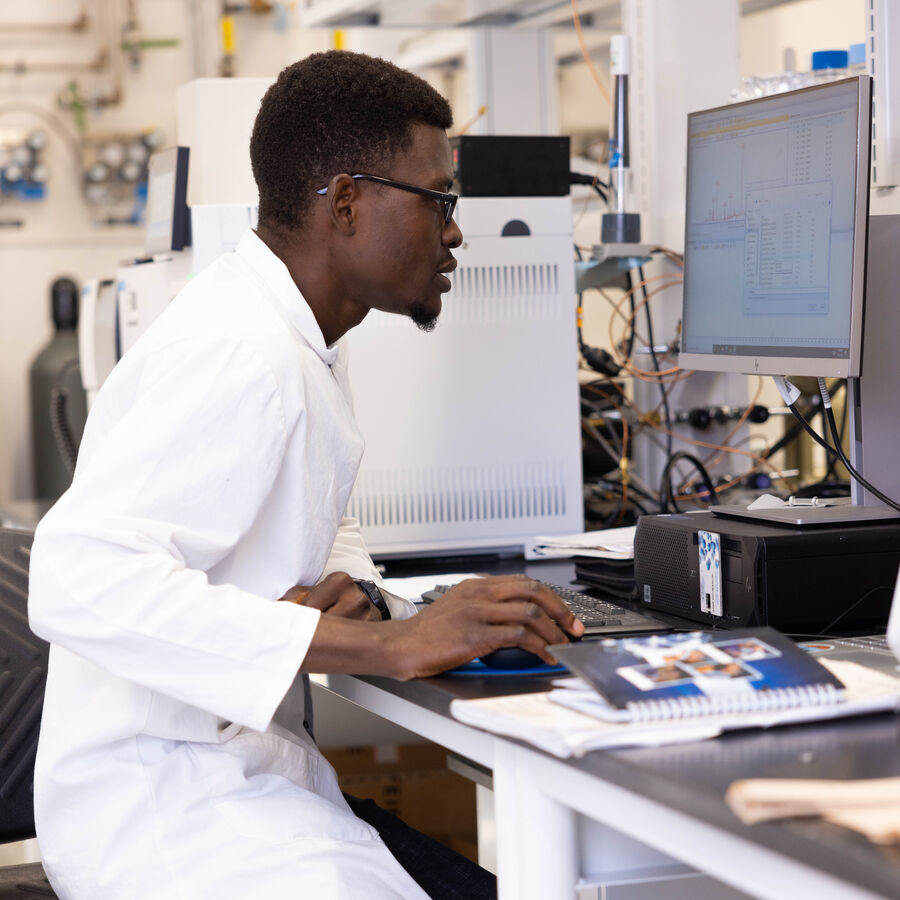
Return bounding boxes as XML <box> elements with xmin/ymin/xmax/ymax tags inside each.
<box><xmin>479</xmin><ymin>647</ymin><xmax>546</xmax><ymax>670</ymax></box>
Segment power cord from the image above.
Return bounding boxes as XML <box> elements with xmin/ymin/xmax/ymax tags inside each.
<box><xmin>772</xmin><ymin>376</ymin><xmax>900</xmax><ymax>513</ymax></box>
<box><xmin>575</xmin><ymin>244</ymin><xmax>622</xmax><ymax>377</ymax></box>
<box><xmin>569</xmin><ymin>170</ymin><xmax>608</xmax><ymax>202</ymax></box>
<box><xmin>637</xmin><ymin>265</ymin><xmax>673</xmax><ymax>458</ymax></box>
<box><xmin>817</xmin><ymin>377</ymin><xmax>900</xmax><ymax>512</ymax></box>
<box><xmin>659</xmin><ymin>451</ymin><xmax>719</xmax><ymax>514</ymax></box>
<box><xmin>816</xmin><ymin>583</ymin><xmax>894</xmax><ymax>635</ymax></box>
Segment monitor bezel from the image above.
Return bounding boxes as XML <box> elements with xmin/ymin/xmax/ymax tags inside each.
<box><xmin>678</xmin><ymin>76</ymin><xmax>872</xmax><ymax>380</ymax></box>
<box><xmin>144</xmin><ymin>145</ymin><xmax>191</xmax><ymax>256</ymax></box>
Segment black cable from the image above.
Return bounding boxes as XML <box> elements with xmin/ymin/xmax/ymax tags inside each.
<box><xmin>576</xmin><ymin>245</ymin><xmax>622</xmax><ymax>377</ymax></box>
<box><xmin>762</xmin><ymin>412</ymin><xmax>808</xmax><ymax>460</ymax></box>
<box><xmin>569</xmin><ymin>171</ymin><xmax>608</xmax><ymax>202</ymax></box>
<box><xmin>594</xmin><ymin>476</ymin><xmax>659</xmax><ymax>507</ymax></box>
<box><xmin>586</xmin><ymin>482</ymin><xmax>649</xmax><ymax>526</ymax></box>
<box><xmin>820</xmin><ymin>399</ymin><xmax>900</xmax><ymax>513</ymax></box>
<box><xmin>786</xmin><ymin>392</ymin><xmax>900</xmax><ymax>513</ymax></box>
<box><xmin>816</xmin><ymin>584</ymin><xmax>893</xmax><ymax>636</ymax></box>
<box><xmin>659</xmin><ymin>451</ymin><xmax>719</xmax><ymax>513</ymax></box>
<box><xmin>581</xmin><ymin>413</ymin><xmax>623</xmax><ymax>460</ymax></box>
<box><xmin>590</xmin><ymin>479</ymin><xmax>651</xmax><ymax>515</ymax></box>
<box><xmin>637</xmin><ymin>265</ymin><xmax>672</xmax><ymax>458</ymax></box>
<box><xmin>621</xmin><ymin>271</ymin><xmax>637</xmax><ymax>363</ymax></box>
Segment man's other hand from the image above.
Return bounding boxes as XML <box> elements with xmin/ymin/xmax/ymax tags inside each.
<box><xmin>279</xmin><ymin>572</ymin><xmax>381</xmax><ymax>622</ymax></box>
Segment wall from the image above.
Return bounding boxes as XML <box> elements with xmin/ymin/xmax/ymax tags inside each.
<box><xmin>741</xmin><ymin>0</ymin><xmax>864</xmax><ymax>76</ymax></box>
<box><xmin>0</xmin><ymin>1</ymin><xmax>334</xmax><ymax>505</ymax></box>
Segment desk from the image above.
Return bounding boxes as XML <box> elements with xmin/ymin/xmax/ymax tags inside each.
<box><xmin>318</xmin><ymin>669</ymin><xmax>900</xmax><ymax>900</ymax></box>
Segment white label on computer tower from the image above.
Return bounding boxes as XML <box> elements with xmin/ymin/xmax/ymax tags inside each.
<box><xmin>698</xmin><ymin>530</ymin><xmax>723</xmax><ymax>617</ymax></box>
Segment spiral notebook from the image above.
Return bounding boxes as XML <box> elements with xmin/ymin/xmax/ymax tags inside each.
<box><xmin>549</xmin><ymin>628</ymin><xmax>846</xmax><ymax>723</ymax></box>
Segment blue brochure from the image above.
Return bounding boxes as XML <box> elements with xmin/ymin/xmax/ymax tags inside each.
<box><xmin>551</xmin><ymin>627</ymin><xmax>845</xmax><ymax>718</ymax></box>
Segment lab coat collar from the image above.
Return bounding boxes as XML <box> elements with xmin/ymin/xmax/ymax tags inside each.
<box><xmin>235</xmin><ymin>228</ymin><xmax>339</xmax><ymax>367</ymax></box>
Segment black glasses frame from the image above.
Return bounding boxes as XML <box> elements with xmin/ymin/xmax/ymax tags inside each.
<box><xmin>316</xmin><ymin>173</ymin><xmax>458</xmax><ymax>224</ymax></box>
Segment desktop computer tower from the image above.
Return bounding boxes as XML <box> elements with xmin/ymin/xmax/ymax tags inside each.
<box><xmin>633</xmin><ymin>511</ymin><xmax>900</xmax><ymax>633</ymax></box>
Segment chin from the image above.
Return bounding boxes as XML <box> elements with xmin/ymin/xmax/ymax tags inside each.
<box><xmin>409</xmin><ymin>299</ymin><xmax>440</xmax><ymax>332</ymax></box>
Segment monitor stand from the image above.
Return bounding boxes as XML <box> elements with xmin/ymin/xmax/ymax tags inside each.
<box><xmin>849</xmin><ymin>212</ymin><xmax>900</xmax><ymax>512</ymax></box>
<box><xmin>710</xmin><ymin>499</ymin><xmax>900</xmax><ymax>527</ymax></box>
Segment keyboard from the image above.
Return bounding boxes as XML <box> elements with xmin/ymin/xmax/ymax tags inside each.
<box><xmin>421</xmin><ymin>582</ymin><xmax>668</xmax><ymax>637</ymax></box>
<box><xmin>827</xmin><ymin>634</ymin><xmax>890</xmax><ymax>652</ymax></box>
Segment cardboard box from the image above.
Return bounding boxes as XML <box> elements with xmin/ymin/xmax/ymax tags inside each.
<box><xmin>322</xmin><ymin>742</ymin><xmax>478</xmax><ymax>862</ymax></box>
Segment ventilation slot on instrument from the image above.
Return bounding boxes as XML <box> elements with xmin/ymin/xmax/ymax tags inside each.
<box><xmin>348</xmin><ymin>462</ymin><xmax>569</xmax><ymax>530</ymax></box>
<box><xmin>447</xmin><ymin>264</ymin><xmax>561</xmax><ymax>323</ymax></box>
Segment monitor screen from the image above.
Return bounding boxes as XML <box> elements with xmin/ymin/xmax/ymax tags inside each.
<box><xmin>679</xmin><ymin>77</ymin><xmax>871</xmax><ymax>379</ymax></box>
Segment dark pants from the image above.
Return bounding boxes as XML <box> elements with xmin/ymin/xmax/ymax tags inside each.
<box><xmin>343</xmin><ymin>792</ymin><xmax>497</xmax><ymax>900</ymax></box>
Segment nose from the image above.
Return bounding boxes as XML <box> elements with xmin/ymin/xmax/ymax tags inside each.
<box><xmin>443</xmin><ymin>215</ymin><xmax>463</xmax><ymax>249</ymax></box>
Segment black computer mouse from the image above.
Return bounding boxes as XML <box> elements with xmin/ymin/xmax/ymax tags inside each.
<box><xmin>479</xmin><ymin>647</ymin><xmax>546</xmax><ymax>670</ymax></box>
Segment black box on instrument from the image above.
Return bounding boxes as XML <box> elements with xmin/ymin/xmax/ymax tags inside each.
<box><xmin>450</xmin><ymin>135</ymin><xmax>570</xmax><ymax>197</ymax></box>
<box><xmin>633</xmin><ymin>511</ymin><xmax>900</xmax><ymax>633</ymax></box>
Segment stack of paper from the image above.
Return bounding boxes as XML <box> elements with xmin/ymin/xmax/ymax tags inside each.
<box><xmin>449</xmin><ymin>660</ymin><xmax>900</xmax><ymax>759</ymax></box>
<box><xmin>526</xmin><ymin>526</ymin><xmax>636</xmax><ymax>560</ymax></box>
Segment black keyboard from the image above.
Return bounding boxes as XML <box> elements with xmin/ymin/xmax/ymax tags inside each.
<box><xmin>545</xmin><ymin>583</ymin><xmax>668</xmax><ymax>635</ymax></box>
<box><xmin>421</xmin><ymin>582</ymin><xmax>668</xmax><ymax>636</ymax></box>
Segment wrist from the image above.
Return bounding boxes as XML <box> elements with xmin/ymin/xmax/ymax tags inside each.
<box><xmin>352</xmin><ymin>578</ymin><xmax>392</xmax><ymax>621</ymax></box>
<box><xmin>301</xmin><ymin>616</ymin><xmax>409</xmax><ymax>679</ymax></box>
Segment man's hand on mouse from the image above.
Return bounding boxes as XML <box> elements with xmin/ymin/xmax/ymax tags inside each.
<box><xmin>278</xmin><ymin>572</ymin><xmax>382</xmax><ymax>622</ymax></box>
<box><xmin>387</xmin><ymin>575</ymin><xmax>584</xmax><ymax>679</ymax></box>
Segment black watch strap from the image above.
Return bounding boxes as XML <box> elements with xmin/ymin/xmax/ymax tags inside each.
<box><xmin>353</xmin><ymin>578</ymin><xmax>392</xmax><ymax>620</ymax></box>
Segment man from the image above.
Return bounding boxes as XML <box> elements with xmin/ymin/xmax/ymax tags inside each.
<box><xmin>28</xmin><ymin>51</ymin><xmax>582</xmax><ymax>899</ymax></box>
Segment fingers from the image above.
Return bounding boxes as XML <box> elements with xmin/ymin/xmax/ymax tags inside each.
<box><xmin>477</xmin><ymin>600</ymin><xmax>569</xmax><ymax>659</ymax></box>
<box><xmin>287</xmin><ymin>573</ymin><xmax>374</xmax><ymax>619</ymax></box>
<box><xmin>482</xmin><ymin>624</ymin><xmax>560</xmax><ymax>665</ymax></box>
<box><xmin>278</xmin><ymin>585</ymin><xmax>313</xmax><ymax>605</ymax></box>
<box><xmin>445</xmin><ymin>575</ymin><xmax>584</xmax><ymax>639</ymax></box>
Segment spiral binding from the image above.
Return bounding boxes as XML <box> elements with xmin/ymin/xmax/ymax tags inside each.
<box><xmin>625</xmin><ymin>684</ymin><xmax>845</xmax><ymax>722</ymax></box>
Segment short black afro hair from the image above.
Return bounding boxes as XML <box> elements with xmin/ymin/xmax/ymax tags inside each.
<box><xmin>250</xmin><ymin>50</ymin><xmax>453</xmax><ymax>231</ymax></box>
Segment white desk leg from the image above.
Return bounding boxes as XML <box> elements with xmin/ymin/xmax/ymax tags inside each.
<box><xmin>492</xmin><ymin>740</ymin><xmax>579</xmax><ymax>900</ymax></box>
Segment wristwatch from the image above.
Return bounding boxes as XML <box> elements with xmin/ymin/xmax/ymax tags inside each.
<box><xmin>352</xmin><ymin>578</ymin><xmax>392</xmax><ymax>621</ymax></box>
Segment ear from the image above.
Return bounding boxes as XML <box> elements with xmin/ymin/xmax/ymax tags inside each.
<box><xmin>325</xmin><ymin>173</ymin><xmax>359</xmax><ymax>236</ymax></box>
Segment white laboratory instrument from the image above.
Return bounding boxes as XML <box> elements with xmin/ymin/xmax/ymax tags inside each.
<box><xmin>78</xmin><ymin>279</ymin><xmax>118</xmax><ymax>410</ymax></box>
<box><xmin>345</xmin><ymin>194</ymin><xmax>584</xmax><ymax>557</ymax></box>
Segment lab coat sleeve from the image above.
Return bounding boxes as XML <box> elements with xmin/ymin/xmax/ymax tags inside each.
<box><xmin>320</xmin><ymin>517</ymin><xmax>417</xmax><ymax>619</ymax></box>
<box><xmin>28</xmin><ymin>336</ymin><xmax>319</xmax><ymax>733</ymax></box>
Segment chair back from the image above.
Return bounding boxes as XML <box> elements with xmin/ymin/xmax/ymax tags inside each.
<box><xmin>0</xmin><ymin>529</ymin><xmax>46</xmax><ymax>844</ymax></box>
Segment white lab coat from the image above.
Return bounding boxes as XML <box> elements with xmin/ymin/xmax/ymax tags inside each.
<box><xmin>28</xmin><ymin>230</ymin><xmax>427</xmax><ymax>899</ymax></box>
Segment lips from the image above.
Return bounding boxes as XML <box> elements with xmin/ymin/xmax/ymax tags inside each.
<box><xmin>435</xmin><ymin>258</ymin><xmax>457</xmax><ymax>293</ymax></box>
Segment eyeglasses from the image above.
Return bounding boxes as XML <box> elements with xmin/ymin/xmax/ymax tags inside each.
<box><xmin>316</xmin><ymin>173</ymin><xmax>458</xmax><ymax>224</ymax></box>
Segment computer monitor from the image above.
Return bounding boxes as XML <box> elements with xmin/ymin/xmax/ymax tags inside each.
<box><xmin>144</xmin><ymin>146</ymin><xmax>191</xmax><ymax>256</ymax></box>
<box><xmin>679</xmin><ymin>77</ymin><xmax>871</xmax><ymax>379</ymax></box>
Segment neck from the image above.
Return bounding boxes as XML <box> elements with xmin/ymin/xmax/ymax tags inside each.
<box><xmin>255</xmin><ymin>222</ymin><xmax>367</xmax><ymax>346</ymax></box>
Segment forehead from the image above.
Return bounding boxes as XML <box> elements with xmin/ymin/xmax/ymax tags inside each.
<box><xmin>388</xmin><ymin>123</ymin><xmax>453</xmax><ymax>187</ymax></box>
